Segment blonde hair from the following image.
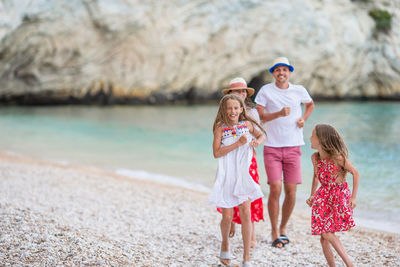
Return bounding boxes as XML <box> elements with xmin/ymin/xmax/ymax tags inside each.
<box><xmin>315</xmin><ymin>124</ymin><xmax>348</xmax><ymax>175</ymax></box>
<box><xmin>213</xmin><ymin>94</ymin><xmax>266</xmax><ymax>136</ymax></box>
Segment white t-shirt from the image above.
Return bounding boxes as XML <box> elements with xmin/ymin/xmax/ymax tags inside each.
<box><xmin>255</xmin><ymin>82</ymin><xmax>313</xmax><ymax>147</ymax></box>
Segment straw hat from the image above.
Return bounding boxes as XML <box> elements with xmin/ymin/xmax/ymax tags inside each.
<box><xmin>221</xmin><ymin>77</ymin><xmax>255</xmax><ymax>97</ymax></box>
<box><xmin>269</xmin><ymin>57</ymin><xmax>294</xmax><ymax>73</ymax></box>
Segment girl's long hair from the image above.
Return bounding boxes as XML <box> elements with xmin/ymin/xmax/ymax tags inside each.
<box><xmin>213</xmin><ymin>94</ymin><xmax>266</xmax><ymax>136</ymax></box>
<box><xmin>315</xmin><ymin>124</ymin><xmax>348</xmax><ymax>176</ymax></box>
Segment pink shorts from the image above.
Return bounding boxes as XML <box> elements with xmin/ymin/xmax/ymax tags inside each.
<box><xmin>263</xmin><ymin>146</ymin><xmax>302</xmax><ymax>184</ymax></box>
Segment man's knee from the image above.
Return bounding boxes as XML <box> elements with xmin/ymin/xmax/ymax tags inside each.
<box><xmin>269</xmin><ymin>182</ymin><xmax>282</xmax><ymax>199</ymax></box>
<box><xmin>285</xmin><ymin>190</ymin><xmax>296</xmax><ymax>201</ymax></box>
<box><xmin>284</xmin><ymin>184</ymin><xmax>297</xmax><ymax>200</ymax></box>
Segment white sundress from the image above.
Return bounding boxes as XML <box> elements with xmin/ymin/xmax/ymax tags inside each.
<box><xmin>206</xmin><ymin>121</ymin><xmax>264</xmax><ymax>208</ymax></box>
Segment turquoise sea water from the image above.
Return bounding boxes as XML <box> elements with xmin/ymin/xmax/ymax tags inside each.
<box><xmin>0</xmin><ymin>102</ymin><xmax>399</xmax><ymax>233</ymax></box>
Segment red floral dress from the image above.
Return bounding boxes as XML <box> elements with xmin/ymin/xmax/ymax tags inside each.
<box><xmin>311</xmin><ymin>156</ymin><xmax>355</xmax><ymax>235</ymax></box>
<box><xmin>217</xmin><ymin>152</ymin><xmax>264</xmax><ymax>224</ymax></box>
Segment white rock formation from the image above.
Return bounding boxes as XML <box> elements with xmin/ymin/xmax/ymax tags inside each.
<box><xmin>0</xmin><ymin>0</ymin><xmax>399</xmax><ymax>103</ymax></box>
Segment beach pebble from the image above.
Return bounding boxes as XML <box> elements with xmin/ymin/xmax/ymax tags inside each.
<box><xmin>0</xmin><ymin>157</ymin><xmax>399</xmax><ymax>266</ymax></box>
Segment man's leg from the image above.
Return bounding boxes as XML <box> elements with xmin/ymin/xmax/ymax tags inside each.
<box><xmin>268</xmin><ymin>181</ymin><xmax>282</xmax><ymax>245</ymax></box>
<box><xmin>264</xmin><ymin>146</ymin><xmax>284</xmax><ymax>247</ymax></box>
<box><xmin>279</xmin><ymin>183</ymin><xmax>297</xmax><ymax>236</ymax></box>
<box><xmin>280</xmin><ymin>146</ymin><xmax>302</xmax><ymax>238</ymax></box>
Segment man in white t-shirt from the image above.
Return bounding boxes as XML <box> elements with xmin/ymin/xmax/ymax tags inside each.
<box><xmin>255</xmin><ymin>57</ymin><xmax>314</xmax><ymax>248</ymax></box>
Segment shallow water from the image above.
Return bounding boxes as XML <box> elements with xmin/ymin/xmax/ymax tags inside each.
<box><xmin>0</xmin><ymin>102</ymin><xmax>399</xmax><ymax>233</ymax></box>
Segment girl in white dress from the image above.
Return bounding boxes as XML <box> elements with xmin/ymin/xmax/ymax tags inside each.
<box><xmin>220</xmin><ymin>77</ymin><xmax>264</xmax><ymax>248</ymax></box>
<box><xmin>207</xmin><ymin>94</ymin><xmax>266</xmax><ymax>267</ymax></box>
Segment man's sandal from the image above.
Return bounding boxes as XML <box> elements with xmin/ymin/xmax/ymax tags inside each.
<box><xmin>280</xmin><ymin>234</ymin><xmax>290</xmax><ymax>245</ymax></box>
<box><xmin>272</xmin><ymin>238</ymin><xmax>285</xmax><ymax>248</ymax></box>
<box><xmin>220</xmin><ymin>251</ymin><xmax>232</xmax><ymax>266</ymax></box>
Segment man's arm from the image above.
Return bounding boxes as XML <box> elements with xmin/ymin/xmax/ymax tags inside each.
<box><xmin>256</xmin><ymin>104</ymin><xmax>290</xmax><ymax>123</ymax></box>
<box><xmin>296</xmin><ymin>101</ymin><xmax>315</xmax><ymax>128</ymax></box>
<box><xmin>302</xmin><ymin>101</ymin><xmax>314</xmax><ymax>121</ymax></box>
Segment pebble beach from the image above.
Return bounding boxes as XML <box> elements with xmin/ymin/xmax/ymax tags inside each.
<box><xmin>0</xmin><ymin>151</ymin><xmax>399</xmax><ymax>266</ymax></box>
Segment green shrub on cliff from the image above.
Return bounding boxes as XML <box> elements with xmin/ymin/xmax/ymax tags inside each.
<box><xmin>369</xmin><ymin>9</ymin><xmax>392</xmax><ymax>33</ymax></box>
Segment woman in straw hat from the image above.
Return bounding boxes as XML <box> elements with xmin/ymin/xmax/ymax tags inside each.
<box><xmin>218</xmin><ymin>77</ymin><xmax>265</xmax><ymax>248</ymax></box>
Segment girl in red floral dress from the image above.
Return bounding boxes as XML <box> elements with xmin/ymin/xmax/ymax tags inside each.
<box><xmin>306</xmin><ymin>124</ymin><xmax>360</xmax><ymax>267</ymax></box>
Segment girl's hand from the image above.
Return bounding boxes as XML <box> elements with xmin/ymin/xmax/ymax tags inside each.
<box><xmin>238</xmin><ymin>135</ymin><xmax>247</xmax><ymax>146</ymax></box>
<box><xmin>250</xmin><ymin>139</ymin><xmax>259</xmax><ymax>148</ymax></box>
<box><xmin>349</xmin><ymin>197</ymin><xmax>357</xmax><ymax>209</ymax></box>
<box><xmin>306</xmin><ymin>196</ymin><xmax>314</xmax><ymax>207</ymax></box>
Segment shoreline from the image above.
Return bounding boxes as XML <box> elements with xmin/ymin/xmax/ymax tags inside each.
<box><xmin>3</xmin><ymin>150</ymin><xmax>398</xmax><ymax>235</ymax></box>
<box><xmin>1</xmin><ymin>151</ymin><xmax>399</xmax><ymax>266</ymax></box>
<box><xmin>2</xmin><ymin>150</ymin><xmax>399</xmax><ymax>236</ymax></box>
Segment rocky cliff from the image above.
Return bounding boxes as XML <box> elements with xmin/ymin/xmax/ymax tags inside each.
<box><xmin>0</xmin><ymin>0</ymin><xmax>399</xmax><ymax>105</ymax></box>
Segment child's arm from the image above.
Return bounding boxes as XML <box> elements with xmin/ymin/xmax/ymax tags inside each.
<box><xmin>306</xmin><ymin>153</ymin><xmax>319</xmax><ymax>207</ymax></box>
<box><xmin>343</xmin><ymin>159</ymin><xmax>360</xmax><ymax>209</ymax></box>
<box><xmin>212</xmin><ymin>125</ymin><xmax>247</xmax><ymax>158</ymax></box>
<box><xmin>246</xmin><ymin>120</ymin><xmax>266</xmax><ymax>148</ymax></box>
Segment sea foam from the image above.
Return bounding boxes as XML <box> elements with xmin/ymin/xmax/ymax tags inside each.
<box><xmin>115</xmin><ymin>168</ymin><xmax>211</xmax><ymax>193</ymax></box>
